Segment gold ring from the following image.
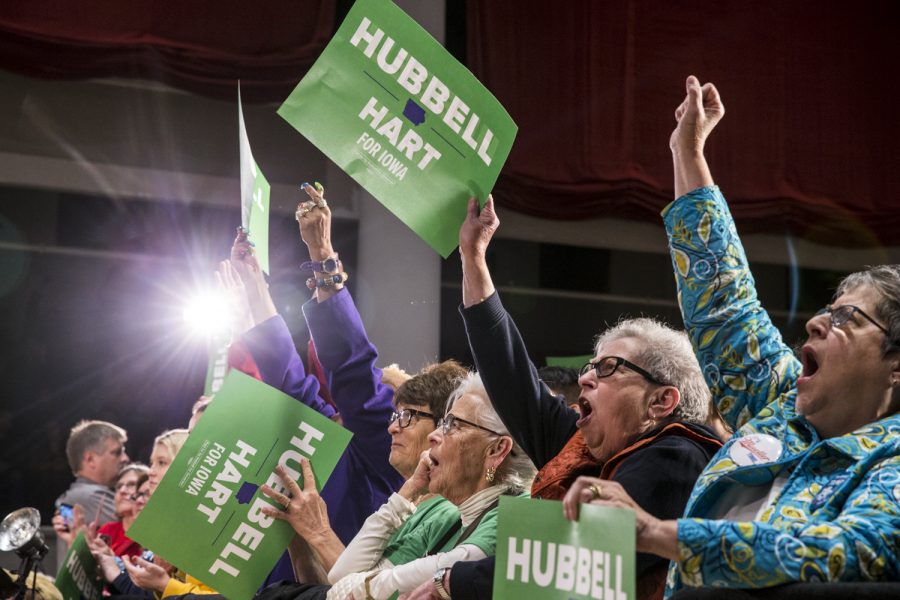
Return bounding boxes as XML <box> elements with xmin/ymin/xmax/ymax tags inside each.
<box><xmin>588</xmin><ymin>483</ymin><xmax>602</xmax><ymax>501</ymax></box>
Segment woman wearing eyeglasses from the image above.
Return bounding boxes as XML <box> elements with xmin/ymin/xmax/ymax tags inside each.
<box><xmin>565</xmin><ymin>76</ymin><xmax>900</xmax><ymax>597</ymax></box>
<box><xmin>86</xmin><ymin>472</ymin><xmax>152</xmax><ymax>598</ymax></box>
<box><xmin>220</xmin><ymin>184</ymin><xmax>472</xmax><ymax>586</ymax></box>
<box><xmin>248</xmin><ymin>360</ymin><xmax>467</xmax><ymax>585</ymax></box>
<box><xmin>96</xmin><ymin>463</ymin><xmax>150</xmax><ymax>559</ymax></box>
<box><xmin>448</xmin><ymin>195</ymin><xmax>724</xmax><ymax>600</ymax></box>
<box><xmin>322</xmin><ymin>372</ymin><xmax>534</xmax><ymax>600</ymax></box>
<box><xmin>52</xmin><ymin>463</ymin><xmax>149</xmax><ymax>559</ymax></box>
<box><xmin>186</xmin><ymin>374</ymin><xmax>533</xmax><ymax>600</ymax></box>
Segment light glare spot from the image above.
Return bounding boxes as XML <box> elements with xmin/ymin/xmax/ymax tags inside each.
<box><xmin>183</xmin><ymin>292</ymin><xmax>230</xmax><ymax>337</ymax></box>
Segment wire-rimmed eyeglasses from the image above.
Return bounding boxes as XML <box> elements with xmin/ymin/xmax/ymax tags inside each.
<box><xmin>437</xmin><ymin>413</ymin><xmax>504</xmax><ymax>436</ymax></box>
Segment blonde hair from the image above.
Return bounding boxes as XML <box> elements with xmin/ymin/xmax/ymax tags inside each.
<box><xmin>380</xmin><ymin>364</ymin><xmax>413</xmax><ymax>391</ymax></box>
<box><xmin>153</xmin><ymin>428</ymin><xmax>190</xmax><ymax>460</ymax></box>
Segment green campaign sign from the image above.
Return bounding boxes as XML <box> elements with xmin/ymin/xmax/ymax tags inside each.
<box><xmin>239</xmin><ymin>86</ymin><xmax>272</xmax><ymax>274</ymax></box>
<box><xmin>55</xmin><ymin>531</ymin><xmax>103</xmax><ymax>600</ymax></box>
<box><xmin>546</xmin><ymin>355</ymin><xmax>595</xmax><ymax>370</ymax></box>
<box><xmin>278</xmin><ymin>0</ymin><xmax>517</xmax><ymax>258</ymax></box>
<box><xmin>493</xmin><ymin>496</ymin><xmax>636</xmax><ymax>600</ymax></box>
<box><xmin>204</xmin><ymin>332</ymin><xmax>230</xmax><ymax>396</ymax></box>
<box><xmin>129</xmin><ymin>370</ymin><xmax>352</xmax><ymax>599</ymax></box>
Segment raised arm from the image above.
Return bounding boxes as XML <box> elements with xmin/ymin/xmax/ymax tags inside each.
<box><xmin>229</xmin><ymin>229</ymin><xmax>278</xmax><ymax>327</ymax></box>
<box><xmin>664</xmin><ymin>76</ymin><xmax>800</xmax><ymax>428</ymax></box>
<box><xmin>297</xmin><ymin>183</ymin><xmax>399</xmax><ymax>467</ymax></box>
<box><xmin>670</xmin><ymin>75</ymin><xmax>722</xmax><ymax>200</ymax></box>
<box><xmin>459</xmin><ymin>197</ymin><xmax>578</xmax><ymax>467</ymax></box>
<box><xmin>229</xmin><ymin>229</ymin><xmax>336</xmax><ymax>418</ymax></box>
<box><xmin>296</xmin><ymin>182</ymin><xmax>342</xmax><ymax>305</ymax></box>
<box><xmin>460</xmin><ymin>196</ymin><xmax>498</xmax><ymax>308</ymax></box>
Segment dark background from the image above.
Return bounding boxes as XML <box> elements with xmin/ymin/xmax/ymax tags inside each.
<box><xmin>0</xmin><ymin>0</ymin><xmax>886</xmax><ymax>522</ymax></box>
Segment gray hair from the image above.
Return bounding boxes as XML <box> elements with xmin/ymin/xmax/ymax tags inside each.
<box><xmin>66</xmin><ymin>420</ymin><xmax>127</xmax><ymax>475</ymax></box>
<box><xmin>594</xmin><ymin>317</ymin><xmax>710</xmax><ymax>424</ymax></box>
<box><xmin>115</xmin><ymin>462</ymin><xmax>150</xmax><ymax>484</ymax></box>
<box><xmin>837</xmin><ymin>265</ymin><xmax>900</xmax><ymax>356</ymax></box>
<box><xmin>446</xmin><ymin>372</ymin><xmax>536</xmax><ymax>493</ymax></box>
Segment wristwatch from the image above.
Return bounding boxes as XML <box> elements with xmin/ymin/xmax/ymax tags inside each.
<box><xmin>432</xmin><ymin>567</ymin><xmax>451</xmax><ymax>600</ymax></box>
<box><xmin>301</xmin><ymin>254</ymin><xmax>341</xmax><ymax>274</ymax></box>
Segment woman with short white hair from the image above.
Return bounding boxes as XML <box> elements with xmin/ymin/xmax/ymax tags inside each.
<box><xmin>446</xmin><ymin>192</ymin><xmax>724</xmax><ymax>600</ymax></box>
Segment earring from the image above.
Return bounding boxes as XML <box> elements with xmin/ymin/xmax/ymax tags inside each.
<box><xmin>484</xmin><ymin>466</ymin><xmax>496</xmax><ymax>483</ymax></box>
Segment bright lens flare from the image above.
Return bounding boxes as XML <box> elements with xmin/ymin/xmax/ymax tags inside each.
<box><xmin>182</xmin><ymin>292</ymin><xmax>230</xmax><ymax>337</ymax></box>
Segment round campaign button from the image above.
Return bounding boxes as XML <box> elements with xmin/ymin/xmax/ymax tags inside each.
<box><xmin>728</xmin><ymin>433</ymin><xmax>783</xmax><ymax>466</ymax></box>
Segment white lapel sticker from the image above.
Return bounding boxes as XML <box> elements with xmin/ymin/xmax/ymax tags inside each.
<box><xmin>728</xmin><ymin>433</ymin><xmax>784</xmax><ymax>466</ymax></box>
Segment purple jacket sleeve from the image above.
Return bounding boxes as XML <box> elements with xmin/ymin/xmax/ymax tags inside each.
<box><xmin>240</xmin><ymin>315</ymin><xmax>337</xmax><ymax>419</ymax></box>
<box><xmin>242</xmin><ymin>295</ymin><xmax>403</xmax><ymax>547</ymax></box>
<box><xmin>302</xmin><ymin>289</ymin><xmax>398</xmax><ymax>467</ymax></box>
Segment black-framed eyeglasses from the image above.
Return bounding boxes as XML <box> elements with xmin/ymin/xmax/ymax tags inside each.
<box><xmin>816</xmin><ymin>305</ymin><xmax>889</xmax><ymax>336</ymax></box>
<box><xmin>389</xmin><ymin>408</ymin><xmax>434</xmax><ymax>429</ymax></box>
<box><xmin>579</xmin><ymin>356</ymin><xmax>669</xmax><ymax>386</ymax></box>
<box><xmin>116</xmin><ymin>481</ymin><xmax>138</xmax><ymax>492</ymax></box>
<box><xmin>130</xmin><ymin>491</ymin><xmax>150</xmax><ymax>502</ymax></box>
<box><xmin>437</xmin><ymin>413</ymin><xmax>504</xmax><ymax>437</ymax></box>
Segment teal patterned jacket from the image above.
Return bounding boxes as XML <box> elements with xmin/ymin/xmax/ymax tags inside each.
<box><xmin>661</xmin><ymin>186</ymin><xmax>900</xmax><ymax>594</ymax></box>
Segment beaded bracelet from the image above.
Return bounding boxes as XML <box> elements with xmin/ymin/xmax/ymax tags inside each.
<box><xmin>306</xmin><ymin>272</ymin><xmax>349</xmax><ymax>290</ymax></box>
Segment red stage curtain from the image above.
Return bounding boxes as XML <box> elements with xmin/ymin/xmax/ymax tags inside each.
<box><xmin>0</xmin><ymin>1</ymin><xmax>335</xmax><ymax>102</ymax></box>
<box><xmin>0</xmin><ymin>1</ymin><xmax>897</xmax><ymax>245</ymax></box>
<box><xmin>468</xmin><ymin>0</ymin><xmax>900</xmax><ymax>247</ymax></box>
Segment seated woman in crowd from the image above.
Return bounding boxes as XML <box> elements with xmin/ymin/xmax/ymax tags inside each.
<box><xmin>98</xmin><ymin>463</ymin><xmax>150</xmax><ymax>559</ymax></box>
<box><xmin>256</xmin><ymin>359</ymin><xmax>467</xmax><ymax>583</ymax></box>
<box><xmin>436</xmin><ymin>195</ymin><xmax>724</xmax><ymax>600</ymax></box>
<box><xmin>89</xmin><ymin>471</ymin><xmax>150</xmax><ymax>595</ymax></box>
<box><xmin>223</xmin><ymin>182</ymin><xmax>479</xmax><ymax>583</ymax></box>
<box><xmin>53</xmin><ymin>462</ymin><xmax>148</xmax><ymax>559</ymax></box>
<box><xmin>227</xmin><ymin>372</ymin><xmax>534</xmax><ymax>600</ymax></box>
<box><xmin>326</xmin><ymin>372</ymin><xmax>534</xmax><ymax>600</ymax></box>
<box><xmin>565</xmin><ymin>76</ymin><xmax>900</xmax><ymax>595</ymax></box>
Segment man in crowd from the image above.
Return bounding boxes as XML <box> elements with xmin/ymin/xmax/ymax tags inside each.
<box><xmin>53</xmin><ymin>420</ymin><xmax>129</xmax><ymax>563</ymax></box>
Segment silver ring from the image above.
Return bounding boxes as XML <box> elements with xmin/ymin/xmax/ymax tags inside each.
<box><xmin>316</xmin><ymin>198</ymin><xmax>328</xmax><ymax>208</ymax></box>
